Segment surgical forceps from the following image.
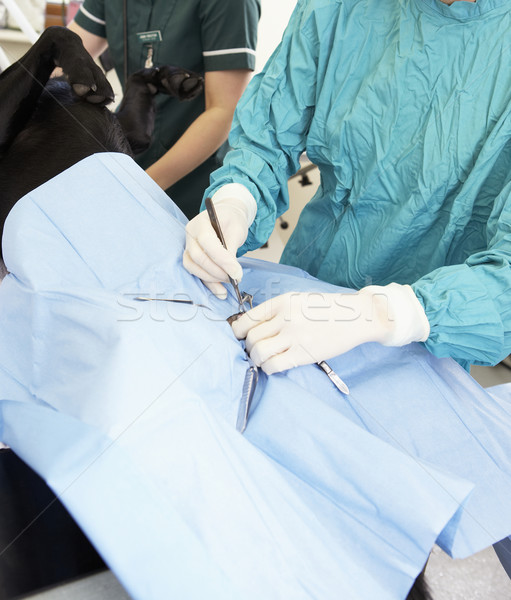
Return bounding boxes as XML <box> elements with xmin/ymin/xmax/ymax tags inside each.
<box><xmin>204</xmin><ymin>197</ymin><xmax>253</xmax><ymax>322</ymax></box>
<box><xmin>205</xmin><ymin>197</ymin><xmax>258</xmax><ymax>434</ymax></box>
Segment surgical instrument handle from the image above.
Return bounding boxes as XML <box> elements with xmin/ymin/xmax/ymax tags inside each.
<box><xmin>204</xmin><ymin>197</ymin><xmax>247</xmax><ymax>311</ymax></box>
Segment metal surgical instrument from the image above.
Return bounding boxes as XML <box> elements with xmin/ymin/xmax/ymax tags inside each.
<box><xmin>205</xmin><ymin>197</ymin><xmax>257</xmax><ymax>433</ymax></box>
<box><xmin>317</xmin><ymin>360</ymin><xmax>350</xmax><ymax>395</ymax></box>
<box><xmin>204</xmin><ymin>197</ymin><xmax>253</xmax><ymax>324</ymax></box>
<box><xmin>134</xmin><ymin>297</ymin><xmax>211</xmax><ymax>309</ymax></box>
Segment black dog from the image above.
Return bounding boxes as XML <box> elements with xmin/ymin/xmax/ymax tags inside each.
<box><xmin>0</xmin><ymin>26</ymin><xmax>432</xmax><ymax>600</ymax></box>
<box><xmin>0</xmin><ymin>26</ymin><xmax>202</xmax><ymax>264</ymax></box>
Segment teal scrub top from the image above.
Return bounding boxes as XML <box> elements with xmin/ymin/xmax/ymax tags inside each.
<box><xmin>206</xmin><ymin>0</ymin><xmax>511</xmax><ymax>367</ymax></box>
<box><xmin>74</xmin><ymin>0</ymin><xmax>260</xmax><ymax>218</ymax></box>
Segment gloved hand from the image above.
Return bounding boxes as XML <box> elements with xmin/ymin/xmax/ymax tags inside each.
<box><xmin>231</xmin><ymin>284</ymin><xmax>430</xmax><ymax>374</ymax></box>
<box><xmin>183</xmin><ymin>183</ymin><xmax>257</xmax><ymax>299</ymax></box>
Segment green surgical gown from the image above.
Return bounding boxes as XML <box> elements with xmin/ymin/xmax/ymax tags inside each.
<box><xmin>206</xmin><ymin>0</ymin><xmax>511</xmax><ymax>367</ymax></box>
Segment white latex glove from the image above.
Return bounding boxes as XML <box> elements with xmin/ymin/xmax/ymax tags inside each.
<box><xmin>183</xmin><ymin>183</ymin><xmax>257</xmax><ymax>299</ymax></box>
<box><xmin>231</xmin><ymin>283</ymin><xmax>430</xmax><ymax>374</ymax></box>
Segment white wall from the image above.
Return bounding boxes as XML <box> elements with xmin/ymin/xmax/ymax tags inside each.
<box><xmin>255</xmin><ymin>0</ymin><xmax>297</xmax><ymax>72</ymax></box>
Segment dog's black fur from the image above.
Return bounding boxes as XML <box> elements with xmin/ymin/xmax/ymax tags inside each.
<box><xmin>0</xmin><ymin>26</ymin><xmax>203</xmax><ymax>258</ymax></box>
<box><xmin>0</xmin><ymin>26</ymin><xmax>432</xmax><ymax>600</ymax></box>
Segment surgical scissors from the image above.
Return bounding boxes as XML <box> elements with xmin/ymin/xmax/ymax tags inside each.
<box><xmin>205</xmin><ymin>197</ymin><xmax>257</xmax><ymax>433</ymax></box>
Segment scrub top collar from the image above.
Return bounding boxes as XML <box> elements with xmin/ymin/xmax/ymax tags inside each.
<box><xmin>417</xmin><ymin>0</ymin><xmax>510</xmax><ymax>21</ymax></box>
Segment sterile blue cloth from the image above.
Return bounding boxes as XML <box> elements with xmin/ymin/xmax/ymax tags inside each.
<box><xmin>1</xmin><ymin>153</ymin><xmax>511</xmax><ymax>600</ymax></box>
<box><xmin>205</xmin><ymin>0</ymin><xmax>511</xmax><ymax>368</ymax></box>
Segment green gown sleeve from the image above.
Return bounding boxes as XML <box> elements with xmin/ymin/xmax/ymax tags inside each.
<box><xmin>204</xmin><ymin>0</ymin><xmax>328</xmax><ymax>252</ymax></box>
<box><xmin>413</xmin><ymin>181</ymin><xmax>511</xmax><ymax>366</ymax></box>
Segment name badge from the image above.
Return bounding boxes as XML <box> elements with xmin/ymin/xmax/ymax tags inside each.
<box><xmin>136</xmin><ymin>30</ymin><xmax>162</xmax><ymax>44</ymax></box>
<box><xmin>136</xmin><ymin>31</ymin><xmax>162</xmax><ymax>68</ymax></box>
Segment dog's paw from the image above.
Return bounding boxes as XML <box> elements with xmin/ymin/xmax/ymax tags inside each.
<box><xmin>156</xmin><ymin>66</ymin><xmax>204</xmax><ymax>101</ymax></box>
<box><xmin>70</xmin><ymin>81</ymin><xmax>114</xmax><ymax>105</ymax></box>
<box><xmin>126</xmin><ymin>66</ymin><xmax>203</xmax><ymax>101</ymax></box>
<box><xmin>65</xmin><ymin>60</ymin><xmax>115</xmax><ymax>106</ymax></box>
<box><xmin>44</xmin><ymin>27</ymin><xmax>115</xmax><ymax>105</ymax></box>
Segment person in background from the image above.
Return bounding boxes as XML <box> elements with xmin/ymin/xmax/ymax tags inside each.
<box><xmin>68</xmin><ymin>0</ymin><xmax>261</xmax><ymax>219</ymax></box>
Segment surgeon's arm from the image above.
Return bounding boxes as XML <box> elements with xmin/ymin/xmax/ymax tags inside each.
<box><xmin>231</xmin><ymin>193</ymin><xmax>511</xmax><ymax>373</ymax></box>
<box><xmin>231</xmin><ymin>182</ymin><xmax>511</xmax><ymax>372</ymax></box>
<box><xmin>233</xmin><ymin>187</ymin><xmax>511</xmax><ymax>373</ymax></box>
<box><xmin>231</xmin><ymin>285</ymin><xmax>430</xmax><ymax>374</ymax></box>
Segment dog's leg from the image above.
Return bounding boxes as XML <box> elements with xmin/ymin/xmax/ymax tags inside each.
<box><xmin>0</xmin><ymin>26</ymin><xmax>113</xmax><ymax>153</ymax></box>
<box><xmin>114</xmin><ymin>70</ymin><xmax>159</xmax><ymax>155</ymax></box>
<box><xmin>115</xmin><ymin>66</ymin><xmax>203</xmax><ymax>154</ymax></box>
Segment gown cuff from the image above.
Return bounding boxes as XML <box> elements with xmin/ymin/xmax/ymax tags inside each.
<box><xmin>378</xmin><ymin>283</ymin><xmax>431</xmax><ymax>347</ymax></box>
